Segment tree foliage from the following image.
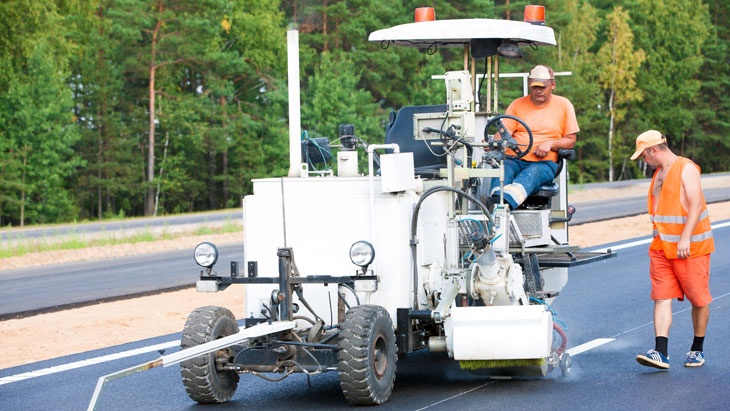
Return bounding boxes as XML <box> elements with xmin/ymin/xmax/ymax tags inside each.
<box><xmin>629</xmin><ymin>0</ymin><xmax>711</xmax><ymax>156</ymax></box>
<box><xmin>0</xmin><ymin>0</ymin><xmax>82</xmax><ymax>226</ymax></box>
<box><xmin>596</xmin><ymin>7</ymin><xmax>645</xmax><ymax>181</ymax></box>
<box><xmin>0</xmin><ymin>0</ymin><xmax>726</xmax><ymax>226</ymax></box>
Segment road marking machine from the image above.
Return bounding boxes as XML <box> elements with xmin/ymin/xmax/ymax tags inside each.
<box><xmin>88</xmin><ymin>5</ymin><xmax>615</xmax><ymax>409</ymax></box>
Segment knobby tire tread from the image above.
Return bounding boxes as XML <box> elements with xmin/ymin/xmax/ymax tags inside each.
<box><xmin>337</xmin><ymin>305</ymin><xmax>396</xmax><ymax>405</ymax></box>
<box><xmin>179</xmin><ymin>305</ymin><xmax>239</xmax><ymax>404</ymax></box>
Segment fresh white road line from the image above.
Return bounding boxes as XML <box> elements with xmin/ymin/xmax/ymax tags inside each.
<box><xmin>713</xmin><ymin>221</ymin><xmax>730</xmax><ymax>229</ymax></box>
<box><xmin>415</xmin><ymin>381</ymin><xmax>498</xmax><ymax>410</ymax></box>
<box><xmin>566</xmin><ymin>338</ymin><xmax>615</xmax><ymax>357</ymax></box>
<box><xmin>591</xmin><ymin>238</ymin><xmax>651</xmax><ymax>253</ymax></box>
<box><xmin>0</xmin><ymin>340</ymin><xmax>178</xmax><ymax>385</ymax></box>
<box><xmin>415</xmin><ymin>338</ymin><xmax>615</xmax><ymax>410</ymax></box>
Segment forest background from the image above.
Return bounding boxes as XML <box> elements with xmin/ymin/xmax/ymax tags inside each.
<box><xmin>1</xmin><ymin>0</ymin><xmax>728</xmax><ymax>227</ymax></box>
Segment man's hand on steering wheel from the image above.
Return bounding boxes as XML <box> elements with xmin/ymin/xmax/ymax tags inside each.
<box><xmin>484</xmin><ymin>114</ymin><xmax>534</xmax><ymax>160</ymax></box>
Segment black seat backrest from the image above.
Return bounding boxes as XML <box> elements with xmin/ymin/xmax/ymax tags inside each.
<box><xmin>385</xmin><ymin>105</ymin><xmax>449</xmax><ymax>176</ymax></box>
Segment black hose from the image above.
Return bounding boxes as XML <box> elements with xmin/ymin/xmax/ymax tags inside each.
<box><xmin>409</xmin><ymin>185</ymin><xmax>493</xmax><ymax>308</ymax></box>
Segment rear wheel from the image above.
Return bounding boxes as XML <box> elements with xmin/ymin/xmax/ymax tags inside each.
<box><xmin>337</xmin><ymin>305</ymin><xmax>397</xmax><ymax>405</ymax></box>
<box><xmin>180</xmin><ymin>306</ymin><xmax>239</xmax><ymax>403</ymax></box>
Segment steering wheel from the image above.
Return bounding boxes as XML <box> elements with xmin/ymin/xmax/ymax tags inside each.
<box><xmin>483</xmin><ymin>114</ymin><xmax>534</xmax><ymax>160</ymax></box>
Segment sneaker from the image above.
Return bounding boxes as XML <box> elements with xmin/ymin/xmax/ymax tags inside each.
<box><xmin>636</xmin><ymin>349</ymin><xmax>670</xmax><ymax>370</ymax></box>
<box><xmin>684</xmin><ymin>351</ymin><xmax>705</xmax><ymax>367</ymax></box>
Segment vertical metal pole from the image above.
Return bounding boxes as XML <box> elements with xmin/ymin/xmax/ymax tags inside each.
<box><xmin>463</xmin><ymin>44</ymin><xmax>469</xmax><ymax>71</ymax></box>
<box><xmin>287</xmin><ymin>30</ymin><xmax>302</xmax><ymax>177</ymax></box>
<box><xmin>277</xmin><ymin>248</ymin><xmax>292</xmax><ymax>321</ymax></box>
<box><xmin>486</xmin><ymin>57</ymin><xmax>492</xmax><ymax>112</ymax></box>
<box><xmin>493</xmin><ymin>57</ymin><xmax>500</xmax><ymax>113</ymax></box>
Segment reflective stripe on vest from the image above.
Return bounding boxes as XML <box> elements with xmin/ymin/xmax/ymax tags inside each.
<box><xmin>651</xmin><ymin>209</ymin><xmax>710</xmax><ymax>225</ymax></box>
<box><xmin>652</xmin><ymin>228</ymin><xmax>714</xmax><ymax>243</ymax></box>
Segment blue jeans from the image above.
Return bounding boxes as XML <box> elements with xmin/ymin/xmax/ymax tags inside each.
<box><xmin>489</xmin><ymin>160</ymin><xmax>558</xmax><ymax>209</ymax></box>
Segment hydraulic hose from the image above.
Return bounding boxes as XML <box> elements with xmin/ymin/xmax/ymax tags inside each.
<box><xmin>554</xmin><ymin>322</ymin><xmax>568</xmax><ymax>356</ymax></box>
<box><xmin>409</xmin><ymin>185</ymin><xmax>493</xmax><ymax>309</ymax></box>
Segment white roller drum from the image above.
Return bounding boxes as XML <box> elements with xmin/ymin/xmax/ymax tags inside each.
<box><xmin>445</xmin><ymin>305</ymin><xmax>553</xmax><ymax>360</ymax></box>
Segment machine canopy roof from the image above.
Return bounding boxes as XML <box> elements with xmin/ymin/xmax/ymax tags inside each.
<box><xmin>368</xmin><ymin>18</ymin><xmax>556</xmax><ymax>48</ymax></box>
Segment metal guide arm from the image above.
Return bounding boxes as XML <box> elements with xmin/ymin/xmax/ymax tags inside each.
<box><xmin>87</xmin><ymin>320</ymin><xmax>296</xmax><ymax>410</ymax></box>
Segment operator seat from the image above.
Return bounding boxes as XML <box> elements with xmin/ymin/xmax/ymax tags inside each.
<box><xmin>518</xmin><ymin>149</ymin><xmax>576</xmax><ymax>210</ymax></box>
<box><xmin>385</xmin><ymin>105</ymin><xmax>449</xmax><ymax>179</ymax></box>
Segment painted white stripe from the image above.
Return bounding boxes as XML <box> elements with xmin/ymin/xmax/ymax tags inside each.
<box><xmin>0</xmin><ymin>340</ymin><xmax>178</xmax><ymax>385</ymax></box>
<box><xmin>566</xmin><ymin>338</ymin><xmax>615</xmax><ymax>357</ymax></box>
<box><xmin>415</xmin><ymin>380</ymin><xmax>498</xmax><ymax>410</ymax></box>
<box><xmin>591</xmin><ymin>238</ymin><xmax>651</xmax><ymax>253</ymax></box>
<box><xmin>711</xmin><ymin>221</ymin><xmax>730</xmax><ymax>229</ymax></box>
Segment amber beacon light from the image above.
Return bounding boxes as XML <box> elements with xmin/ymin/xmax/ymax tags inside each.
<box><xmin>524</xmin><ymin>5</ymin><xmax>545</xmax><ymax>25</ymax></box>
<box><xmin>414</xmin><ymin>7</ymin><xmax>435</xmax><ymax>22</ymax></box>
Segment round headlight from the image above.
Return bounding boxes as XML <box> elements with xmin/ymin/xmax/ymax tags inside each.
<box><xmin>194</xmin><ymin>242</ymin><xmax>219</xmax><ymax>268</ymax></box>
<box><xmin>349</xmin><ymin>241</ymin><xmax>375</xmax><ymax>268</ymax></box>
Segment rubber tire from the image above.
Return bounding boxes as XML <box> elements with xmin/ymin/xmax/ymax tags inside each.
<box><xmin>337</xmin><ymin>305</ymin><xmax>397</xmax><ymax>405</ymax></box>
<box><xmin>180</xmin><ymin>306</ymin><xmax>240</xmax><ymax>404</ymax></box>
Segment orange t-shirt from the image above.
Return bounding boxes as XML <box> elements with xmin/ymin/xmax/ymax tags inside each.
<box><xmin>503</xmin><ymin>94</ymin><xmax>579</xmax><ymax>162</ymax></box>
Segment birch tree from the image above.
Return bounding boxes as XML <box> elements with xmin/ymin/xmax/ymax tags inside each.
<box><xmin>596</xmin><ymin>7</ymin><xmax>645</xmax><ymax>181</ymax></box>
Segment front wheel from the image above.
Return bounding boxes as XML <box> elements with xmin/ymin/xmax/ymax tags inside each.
<box><xmin>180</xmin><ymin>306</ymin><xmax>239</xmax><ymax>404</ymax></box>
<box><xmin>337</xmin><ymin>305</ymin><xmax>397</xmax><ymax>405</ymax></box>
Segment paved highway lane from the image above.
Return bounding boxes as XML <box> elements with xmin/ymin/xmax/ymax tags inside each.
<box><xmin>0</xmin><ymin>243</ymin><xmax>243</xmax><ymax>317</ymax></box>
<box><xmin>2</xmin><ymin>222</ymin><xmax>729</xmax><ymax>411</ymax></box>
<box><xmin>0</xmin><ymin>210</ymin><xmax>242</xmax><ymax>241</ymax></box>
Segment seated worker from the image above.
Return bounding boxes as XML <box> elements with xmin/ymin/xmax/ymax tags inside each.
<box><xmin>488</xmin><ymin>64</ymin><xmax>579</xmax><ymax>209</ymax></box>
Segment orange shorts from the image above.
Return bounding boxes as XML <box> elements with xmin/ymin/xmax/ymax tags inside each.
<box><xmin>649</xmin><ymin>249</ymin><xmax>712</xmax><ymax>306</ymax></box>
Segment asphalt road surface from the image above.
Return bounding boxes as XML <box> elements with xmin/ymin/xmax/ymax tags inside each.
<box><xmin>2</xmin><ymin>223</ymin><xmax>729</xmax><ymax>410</ymax></box>
<box><xmin>0</xmin><ymin>210</ymin><xmax>242</xmax><ymax>241</ymax></box>
<box><xmin>0</xmin><ymin>243</ymin><xmax>243</xmax><ymax>318</ymax></box>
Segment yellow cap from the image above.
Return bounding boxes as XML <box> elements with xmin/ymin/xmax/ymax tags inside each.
<box><xmin>630</xmin><ymin>130</ymin><xmax>667</xmax><ymax>160</ymax></box>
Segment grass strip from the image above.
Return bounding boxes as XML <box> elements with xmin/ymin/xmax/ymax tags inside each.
<box><xmin>0</xmin><ymin>221</ymin><xmax>241</xmax><ymax>259</ymax></box>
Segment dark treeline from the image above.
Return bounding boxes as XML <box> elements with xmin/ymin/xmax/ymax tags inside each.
<box><xmin>1</xmin><ymin>0</ymin><xmax>728</xmax><ymax>226</ymax></box>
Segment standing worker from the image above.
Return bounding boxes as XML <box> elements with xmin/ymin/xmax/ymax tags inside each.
<box><xmin>631</xmin><ymin>130</ymin><xmax>715</xmax><ymax>370</ymax></box>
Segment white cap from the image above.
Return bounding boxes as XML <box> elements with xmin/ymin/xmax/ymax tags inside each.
<box><xmin>528</xmin><ymin>65</ymin><xmax>553</xmax><ymax>87</ymax></box>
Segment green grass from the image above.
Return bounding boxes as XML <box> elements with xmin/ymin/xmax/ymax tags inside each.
<box><xmin>0</xmin><ymin>221</ymin><xmax>242</xmax><ymax>259</ymax></box>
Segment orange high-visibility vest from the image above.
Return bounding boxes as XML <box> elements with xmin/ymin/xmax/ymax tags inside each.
<box><xmin>648</xmin><ymin>157</ymin><xmax>714</xmax><ymax>259</ymax></box>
